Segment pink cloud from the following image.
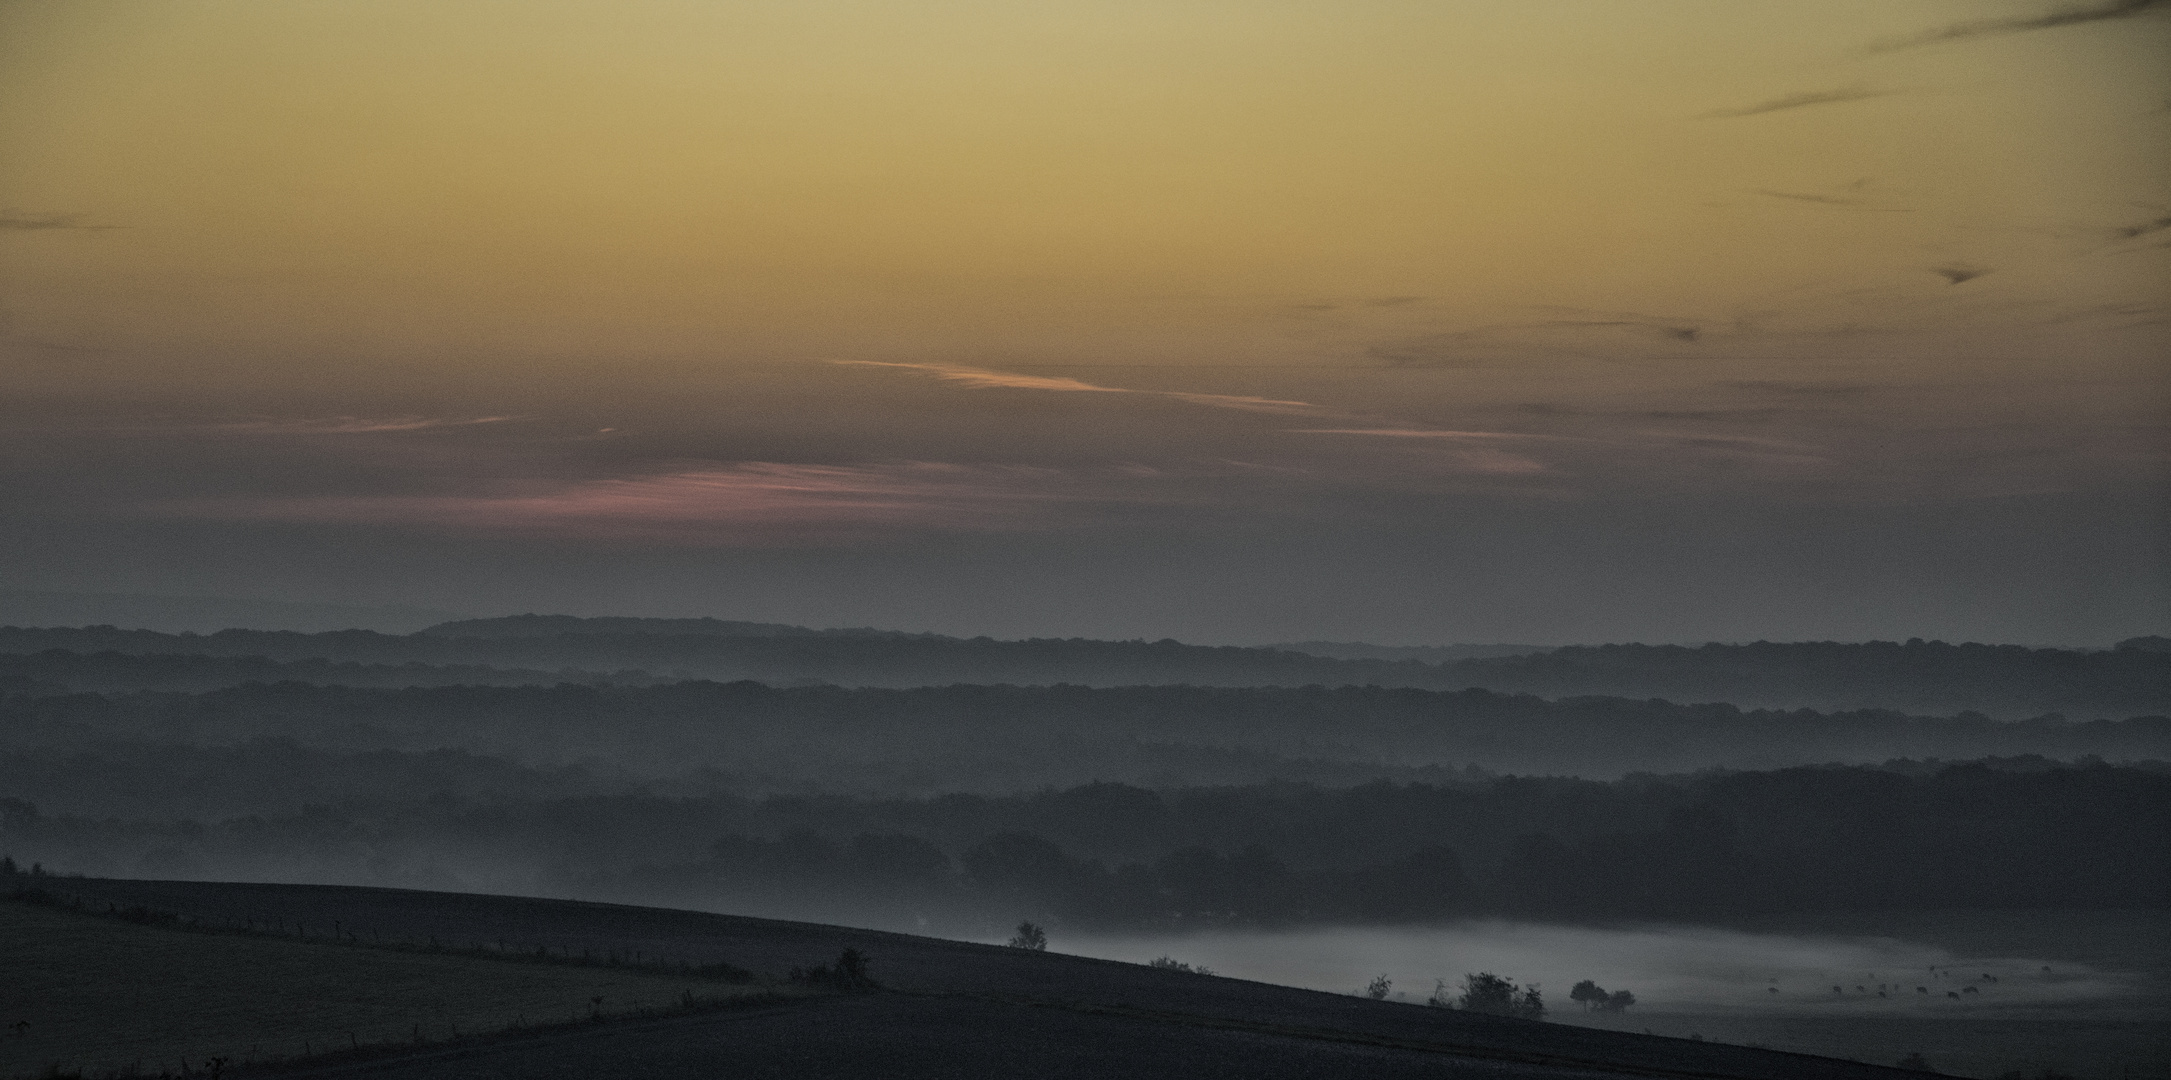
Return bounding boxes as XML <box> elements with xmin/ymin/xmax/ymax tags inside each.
<box><xmin>1442</xmin><ymin>449</ymin><xmax>1550</xmax><ymax>474</ymax></box>
<box><xmin>1291</xmin><ymin>428</ymin><xmax>1576</xmax><ymax>441</ymax></box>
<box><xmin>151</xmin><ymin>461</ymin><xmax>1135</xmax><ymax>543</ymax></box>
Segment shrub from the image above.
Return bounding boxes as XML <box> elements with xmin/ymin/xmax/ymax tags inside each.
<box><xmin>1364</xmin><ymin>974</ymin><xmax>1392</xmax><ymax>1000</ymax></box>
<box><xmin>1007</xmin><ymin>921</ymin><xmax>1048</xmax><ymax>951</ymax></box>
<box><xmin>1147</xmin><ymin>956</ymin><xmax>1213</xmax><ymax>975</ymax></box>
<box><xmin>1458</xmin><ymin>972</ymin><xmax>1544</xmax><ymax>1019</ymax></box>
<box><xmin>789</xmin><ymin>948</ymin><xmax>877</xmax><ymax>991</ymax></box>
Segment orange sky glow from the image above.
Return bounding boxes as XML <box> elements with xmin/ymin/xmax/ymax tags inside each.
<box><xmin>1</xmin><ymin>1</ymin><xmax>2163</xmax><ymax>643</ymax></box>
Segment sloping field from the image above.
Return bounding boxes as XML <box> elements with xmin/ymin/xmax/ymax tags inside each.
<box><xmin>9</xmin><ymin>877</ymin><xmax>1930</xmax><ymax>1079</ymax></box>
<box><xmin>0</xmin><ymin>898</ymin><xmax>780</xmax><ymax>1079</ymax></box>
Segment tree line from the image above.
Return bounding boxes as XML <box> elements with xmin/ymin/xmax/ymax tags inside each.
<box><xmin>0</xmin><ymin>622</ymin><xmax>2162</xmax><ymax>717</ymax></box>
<box><xmin>5</xmin><ymin>679</ymin><xmax>2165</xmax><ymax>792</ymax></box>
<box><xmin>4</xmin><ymin>762</ymin><xmax>2162</xmax><ymax>930</ymax></box>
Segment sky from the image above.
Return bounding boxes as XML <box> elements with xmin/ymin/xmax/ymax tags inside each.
<box><xmin>1</xmin><ymin>0</ymin><xmax>2165</xmax><ymax>645</ymax></box>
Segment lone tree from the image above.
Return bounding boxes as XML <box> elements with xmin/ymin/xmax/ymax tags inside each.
<box><xmin>1007</xmin><ymin>921</ymin><xmax>1048</xmax><ymax>951</ymax></box>
<box><xmin>1365</xmin><ymin>974</ymin><xmax>1393</xmax><ymax>1000</ymax></box>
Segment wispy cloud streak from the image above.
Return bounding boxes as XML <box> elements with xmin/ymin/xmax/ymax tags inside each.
<box><xmin>2113</xmin><ymin>215</ymin><xmax>2171</xmax><ymax>240</ymax></box>
<box><xmin>836</xmin><ymin>361</ymin><xmax>1125</xmax><ymax>394</ymax></box>
<box><xmin>1699</xmin><ymin>86</ymin><xmax>1895</xmax><ymax>119</ymax></box>
<box><xmin>0</xmin><ymin>210</ymin><xmax>118</xmax><ymax>231</ymax></box>
<box><xmin>1867</xmin><ymin>0</ymin><xmax>2162</xmax><ymax>52</ymax></box>
<box><xmin>835</xmin><ymin>361</ymin><xmax>1327</xmax><ymax>416</ymax></box>
<box><xmin>209</xmin><ymin>416</ymin><xmax>523</xmax><ymax>434</ymax></box>
<box><xmin>1290</xmin><ymin>428</ymin><xmax>1574</xmax><ymax>441</ymax></box>
<box><xmin>1752</xmin><ymin>189</ymin><xmax>1915</xmax><ymax>212</ymax></box>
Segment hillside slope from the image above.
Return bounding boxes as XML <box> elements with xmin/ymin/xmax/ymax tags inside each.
<box><xmin>24</xmin><ymin>877</ymin><xmax>1913</xmax><ymax>1080</ymax></box>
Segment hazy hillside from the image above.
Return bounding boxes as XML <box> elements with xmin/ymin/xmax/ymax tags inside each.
<box><xmin>1</xmin><ymin>622</ymin><xmax>2164</xmax><ymax>718</ymax></box>
<box><xmin>0</xmin><ymin>649</ymin><xmax>663</xmax><ymax>694</ymax></box>
<box><xmin>6</xmin><ymin>680</ymin><xmax>2164</xmax><ymax>795</ymax></box>
<box><xmin>417</xmin><ymin>614</ymin><xmax>941</xmax><ymax>641</ymax></box>
<box><xmin>1267</xmin><ymin>641</ymin><xmax>1550</xmax><ymax>662</ymax></box>
<box><xmin>1433</xmin><ymin>639</ymin><xmax>2171</xmax><ymax>719</ymax></box>
<box><xmin>4</xmin><ymin>762</ymin><xmax>2162</xmax><ymax>930</ymax></box>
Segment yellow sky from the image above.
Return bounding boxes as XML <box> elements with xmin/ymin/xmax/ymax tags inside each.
<box><xmin>0</xmin><ymin>1</ymin><xmax>2164</xmax><ymax>642</ymax></box>
<box><xmin>3</xmin><ymin>0</ymin><xmax>2164</xmax><ymax>378</ymax></box>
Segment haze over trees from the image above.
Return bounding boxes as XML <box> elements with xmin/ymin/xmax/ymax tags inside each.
<box><xmin>0</xmin><ymin>618</ymin><xmax>2162</xmax><ymax>718</ymax></box>
<box><xmin>1</xmin><ymin>614</ymin><xmax>2163</xmax><ymax>938</ymax></box>
<box><xmin>2</xmin><ymin>757</ymin><xmax>2162</xmax><ymax>933</ymax></box>
<box><xmin>2</xmin><ymin>678</ymin><xmax>2164</xmax><ymax>795</ymax></box>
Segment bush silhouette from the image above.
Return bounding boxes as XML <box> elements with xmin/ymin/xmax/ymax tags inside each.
<box><xmin>789</xmin><ymin>948</ymin><xmax>878</xmax><ymax>991</ymax></box>
<box><xmin>1458</xmin><ymin>972</ymin><xmax>1544</xmax><ymax>1018</ymax></box>
<box><xmin>1007</xmin><ymin>921</ymin><xmax>1048</xmax><ymax>951</ymax></box>
<box><xmin>1148</xmin><ymin>956</ymin><xmax>1212</xmax><ymax>975</ymax></box>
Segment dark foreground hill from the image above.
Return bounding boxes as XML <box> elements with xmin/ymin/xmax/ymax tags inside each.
<box><xmin>2</xmin><ymin>622</ymin><xmax>2164</xmax><ymax>718</ymax></box>
<box><xmin>16</xmin><ymin>875</ymin><xmax>1915</xmax><ymax>1080</ymax></box>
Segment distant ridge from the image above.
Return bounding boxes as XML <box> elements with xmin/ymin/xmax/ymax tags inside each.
<box><xmin>1268</xmin><ymin>640</ymin><xmax>1550</xmax><ymax>663</ymax></box>
<box><xmin>418</xmin><ymin>613</ymin><xmax>949</xmax><ymax>641</ymax></box>
<box><xmin>0</xmin><ymin>621</ymin><xmax>2162</xmax><ymax>718</ymax></box>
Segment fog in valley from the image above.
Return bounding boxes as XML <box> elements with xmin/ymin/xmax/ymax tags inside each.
<box><xmin>3</xmin><ymin>614</ymin><xmax>2167</xmax><ymax>1077</ymax></box>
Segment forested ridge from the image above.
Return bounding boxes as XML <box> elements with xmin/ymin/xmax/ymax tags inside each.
<box><xmin>6</xmin><ymin>679</ymin><xmax>2165</xmax><ymax>788</ymax></box>
<box><xmin>3</xmin><ymin>763</ymin><xmax>2162</xmax><ymax>929</ymax></box>
<box><xmin>1</xmin><ymin>623</ymin><xmax>2163</xmax><ymax>717</ymax></box>
<box><xmin>3</xmin><ymin>618</ymin><xmax>2163</xmax><ymax>932</ymax></box>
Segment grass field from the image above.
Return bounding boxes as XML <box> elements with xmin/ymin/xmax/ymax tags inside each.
<box><xmin>0</xmin><ymin>898</ymin><xmax>787</xmax><ymax>1079</ymax></box>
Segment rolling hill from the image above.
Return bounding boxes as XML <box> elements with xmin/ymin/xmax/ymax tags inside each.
<box><xmin>7</xmin><ymin>875</ymin><xmax>1921</xmax><ymax>1080</ymax></box>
